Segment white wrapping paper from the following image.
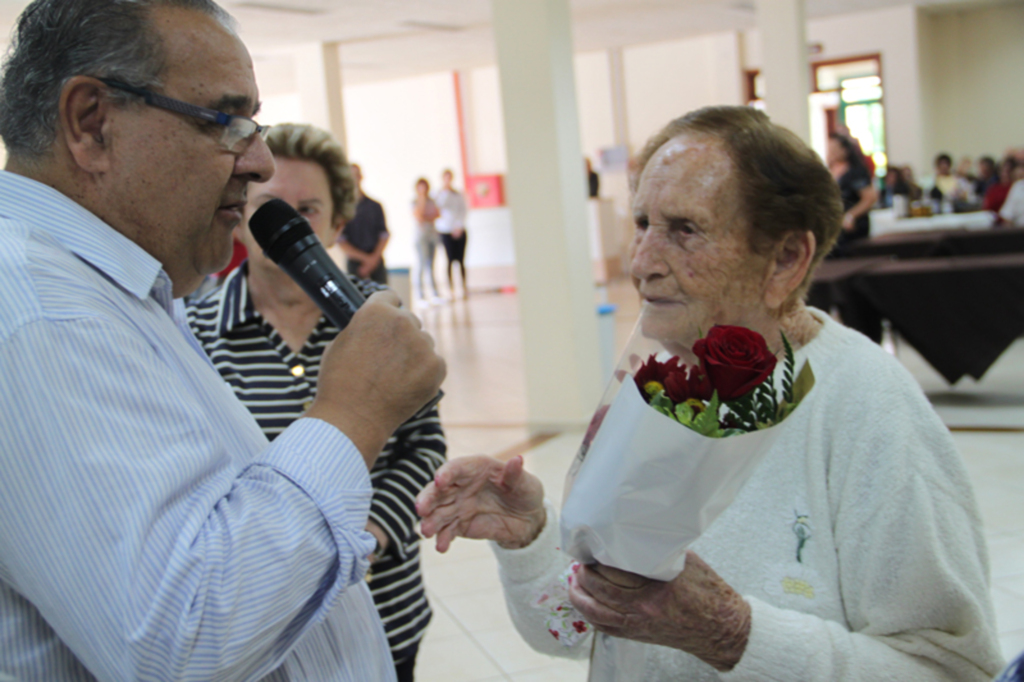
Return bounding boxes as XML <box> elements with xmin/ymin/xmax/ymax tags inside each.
<box><xmin>560</xmin><ymin>376</ymin><xmax>782</xmax><ymax>581</ymax></box>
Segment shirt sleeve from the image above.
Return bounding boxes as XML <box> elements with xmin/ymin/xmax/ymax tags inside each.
<box><xmin>0</xmin><ymin>316</ymin><xmax>375</xmax><ymax>681</ymax></box>
<box><xmin>368</xmin><ymin>406</ymin><xmax>446</xmax><ymax>560</ymax></box>
<box><xmin>491</xmin><ymin>502</ymin><xmax>591</xmax><ymax>661</ymax></box>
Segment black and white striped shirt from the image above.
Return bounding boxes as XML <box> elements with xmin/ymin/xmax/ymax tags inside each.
<box><xmin>187</xmin><ymin>265</ymin><xmax>445</xmax><ymax>663</ymax></box>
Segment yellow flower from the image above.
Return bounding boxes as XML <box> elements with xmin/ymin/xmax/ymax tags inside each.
<box><xmin>683</xmin><ymin>398</ymin><xmax>705</xmax><ymax>414</ymax></box>
<box><xmin>643</xmin><ymin>381</ymin><xmax>665</xmax><ymax>397</ymax></box>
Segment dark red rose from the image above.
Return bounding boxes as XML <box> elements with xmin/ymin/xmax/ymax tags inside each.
<box><xmin>692</xmin><ymin>325</ymin><xmax>777</xmax><ymax>401</ymax></box>
<box><xmin>633</xmin><ymin>354</ymin><xmax>681</xmax><ymax>398</ymax></box>
<box><xmin>663</xmin><ymin>365</ymin><xmax>713</xmax><ymax>403</ymax></box>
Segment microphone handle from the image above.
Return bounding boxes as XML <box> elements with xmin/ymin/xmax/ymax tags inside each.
<box><xmin>276</xmin><ymin>236</ymin><xmax>444</xmax><ymax>415</ymax></box>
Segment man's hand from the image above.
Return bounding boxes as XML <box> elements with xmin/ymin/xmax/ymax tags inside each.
<box><xmin>357</xmin><ymin>254</ymin><xmax>378</xmax><ymax>279</ymax></box>
<box><xmin>416</xmin><ymin>455</ymin><xmax>546</xmax><ymax>552</ymax></box>
<box><xmin>568</xmin><ymin>552</ymin><xmax>751</xmax><ymax>672</ymax></box>
<box><xmin>306</xmin><ymin>290</ymin><xmax>445</xmax><ymax>468</ymax></box>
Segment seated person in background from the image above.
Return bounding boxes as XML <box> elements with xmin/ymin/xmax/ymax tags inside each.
<box><xmin>899</xmin><ymin>164</ymin><xmax>924</xmax><ymax>201</ymax></box>
<box><xmin>985</xmin><ymin>157</ymin><xmax>1018</xmax><ymax>221</ymax></box>
<box><xmin>975</xmin><ymin>156</ymin><xmax>998</xmax><ymax>198</ymax></box>
<box><xmin>999</xmin><ymin>163</ymin><xmax>1024</xmax><ymax>228</ymax></box>
<box><xmin>416</xmin><ymin>106</ymin><xmax>1004</xmax><ymax>682</ymax></box>
<box><xmin>932</xmin><ymin>152</ymin><xmax>957</xmax><ymax>198</ymax></box>
<box><xmin>878</xmin><ymin>166</ymin><xmax>910</xmax><ymax>208</ymax></box>
<box><xmin>188</xmin><ymin>123</ymin><xmax>445</xmax><ymax>682</ymax></box>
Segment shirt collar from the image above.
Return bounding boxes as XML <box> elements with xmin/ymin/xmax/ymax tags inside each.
<box><xmin>0</xmin><ymin>170</ymin><xmax>165</xmax><ymax>301</ymax></box>
<box><xmin>211</xmin><ymin>263</ymin><xmax>260</xmax><ymax>336</ymax></box>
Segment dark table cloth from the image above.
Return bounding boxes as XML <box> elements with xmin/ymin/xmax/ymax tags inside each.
<box><xmin>847</xmin><ymin>227</ymin><xmax>1024</xmax><ymax>260</ymax></box>
<box><xmin>853</xmin><ymin>253</ymin><xmax>1024</xmax><ymax>383</ymax></box>
<box><xmin>807</xmin><ymin>257</ymin><xmax>892</xmax><ymax>342</ymax></box>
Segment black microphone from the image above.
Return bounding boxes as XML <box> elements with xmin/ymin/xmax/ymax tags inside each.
<box><xmin>249</xmin><ymin>198</ymin><xmax>366</xmax><ymax>329</ymax></box>
<box><xmin>249</xmin><ymin>198</ymin><xmax>442</xmax><ymax>412</ymax></box>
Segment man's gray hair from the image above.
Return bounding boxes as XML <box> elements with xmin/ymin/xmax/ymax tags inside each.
<box><xmin>0</xmin><ymin>0</ymin><xmax>236</xmax><ymax>161</ymax></box>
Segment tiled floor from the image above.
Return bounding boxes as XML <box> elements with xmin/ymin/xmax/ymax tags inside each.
<box><xmin>411</xmin><ymin>279</ymin><xmax>1024</xmax><ymax>681</ymax></box>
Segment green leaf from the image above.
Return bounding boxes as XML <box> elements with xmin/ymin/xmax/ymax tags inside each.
<box><xmin>781</xmin><ymin>331</ymin><xmax>795</xmax><ymax>405</ymax></box>
<box><xmin>674</xmin><ymin>402</ymin><xmax>696</xmax><ymax>426</ymax></box>
<box><xmin>791</xmin><ymin>360</ymin><xmax>816</xmax><ymax>405</ymax></box>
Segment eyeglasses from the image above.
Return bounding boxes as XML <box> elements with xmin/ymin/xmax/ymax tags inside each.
<box><xmin>98</xmin><ymin>78</ymin><xmax>270</xmax><ymax>153</ymax></box>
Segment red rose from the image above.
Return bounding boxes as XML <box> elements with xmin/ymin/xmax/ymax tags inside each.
<box><xmin>692</xmin><ymin>325</ymin><xmax>777</xmax><ymax>401</ymax></box>
<box><xmin>663</xmin><ymin>365</ymin><xmax>713</xmax><ymax>403</ymax></box>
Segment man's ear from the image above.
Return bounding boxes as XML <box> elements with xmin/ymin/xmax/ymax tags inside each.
<box><xmin>763</xmin><ymin>230</ymin><xmax>816</xmax><ymax>310</ymax></box>
<box><xmin>58</xmin><ymin>76</ymin><xmax>114</xmax><ymax>173</ymax></box>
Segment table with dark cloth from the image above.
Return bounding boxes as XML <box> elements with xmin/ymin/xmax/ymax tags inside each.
<box><xmin>810</xmin><ymin>253</ymin><xmax>1024</xmax><ymax>383</ymax></box>
<box><xmin>847</xmin><ymin>227</ymin><xmax>1024</xmax><ymax>260</ymax></box>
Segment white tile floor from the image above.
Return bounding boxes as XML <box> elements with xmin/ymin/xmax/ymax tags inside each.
<box><xmin>411</xmin><ymin>281</ymin><xmax>1024</xmax><ymax>681</ymax></box>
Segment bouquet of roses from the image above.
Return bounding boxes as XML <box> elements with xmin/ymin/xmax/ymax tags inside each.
<box><xmin>559</xmin><ymin>317</ymin><xmax>815</xmax><ymax>583</ymax></box>
<box><xmin>633</xmin><ymin>325</ymin><xmax>814</xmax><ymax>438</ymax></box>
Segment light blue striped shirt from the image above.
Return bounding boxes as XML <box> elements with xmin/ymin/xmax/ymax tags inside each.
<box><xmin>0</xmin><ymin>170</ymin><xmax>396</xmax><ymax>681</ymax></box>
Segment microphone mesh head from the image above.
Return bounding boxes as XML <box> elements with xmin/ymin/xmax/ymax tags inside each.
<box><xmin>248</xmin><ymin>198</ymin><xmax>314</xmax><ymax>263</ymax></box>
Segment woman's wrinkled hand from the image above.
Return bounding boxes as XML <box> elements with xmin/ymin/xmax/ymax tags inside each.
<box><xmin>567</xmin><ymin>552</ymin><xmax>751</xmax><ymax>672</ymax></box>
<box><xmin>416</xmin><ymin>455</ymin><xmax>546</xmax><ymax>553</ymax></box>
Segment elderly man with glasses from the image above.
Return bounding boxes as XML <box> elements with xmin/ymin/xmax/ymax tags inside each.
<box><xmin>0</xmin><ymin>1</ymin><xmax>445</xmax><ymax>680</ymax></box>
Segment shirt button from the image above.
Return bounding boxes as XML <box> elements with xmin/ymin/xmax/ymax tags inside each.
<box><xmin>290</xmin><ymin>365</ymin><xmax>305</xmax><ymax>377</ymax></box>
<box><xmin>303</xmin><ymin>400</ymin><xmax>313</xmax><ymax>411</ymax></box>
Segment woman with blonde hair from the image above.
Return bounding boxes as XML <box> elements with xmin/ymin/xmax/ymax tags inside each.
<box><xmin>189</xmin><ymin>123</ymin><xmax>444</xmax><ymax>681</ymax></box>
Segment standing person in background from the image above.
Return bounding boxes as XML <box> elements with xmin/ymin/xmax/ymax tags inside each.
<box><xmin>827</xmin><ymin>133</ymin><xmax>877</xmax><ymax>256</ymax></box>
<box><xmin>999</xmin><ymin>163</ymin><xmax>1024</xmax><ymax>228</ymax></box>
<box><xmin>412</xmin><ymin>177</ymin><xmax>441</xmax><ymax>304</ymax></box>
<box><xmin>189</xmin><ymin>123</ymin><xmax>445</xmax><ymax>682</ymax></box>
<box><xmin>338</xmin><ymin>163</ymin><xmax>390</xmax><ymax>284</ymax></box>
<box><xmin>585</xmin><ymin>157</ymin><xmax>600</xmax><ymax>198</ymax></box>
<box><xmin>433</xmin><ymin>169</ymin><xmax>469</xmax><ymax>299</ymax></box>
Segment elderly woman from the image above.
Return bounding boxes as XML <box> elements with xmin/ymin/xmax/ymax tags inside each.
<box><xmin>416</xmin><ymin>107</ymin><xmax>1002</xmax><ymax>680</ymax></box>
<box><xmin>188</xmin><ymin>123</ymin><xmax>444</xmax><ymax>682</ymax></box>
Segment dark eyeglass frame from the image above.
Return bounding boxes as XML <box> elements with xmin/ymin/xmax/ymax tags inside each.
<box><xmin>97</xmin><ymin>77</ymin><xmax>270</xmax><ymax>152</ymax></box>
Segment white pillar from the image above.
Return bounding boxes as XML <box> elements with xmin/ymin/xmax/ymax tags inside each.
<box><xmin>608</xmin><ymin>47</ymin><xmax>629</xmax><ymax>149</ymax></box>
<box><xmin>758</xmin><ymin>0</ymin><xmax>810</xmax><ymax>143</ymax></box>
<box><xmin>292</xmin><ymin>42</ymin><xmax>347</xmax><ymax>149</ymax></box>
<box><xmin>492</xmin><ymin>0</ymin><xmax>604</xmax><ymax>430</ymax></box>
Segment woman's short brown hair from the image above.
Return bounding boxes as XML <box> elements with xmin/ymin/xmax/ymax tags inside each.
<box><xmin>632</xmin><ymin>106</ymin><xmax>843</xmax><ymax>301</ymax></box>
<box><xmin>264</xmin><ymin>123</ymin><xmax>357</xmax><ymax>223</ymax></box>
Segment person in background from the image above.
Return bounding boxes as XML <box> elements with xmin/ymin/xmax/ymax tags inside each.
<box><xmin>984</xmin><ymin>157</ymin><xmax>1017</xmax><ymax>221</ymax></box>
<box><xmin>0</xmin><ymin>0</ymin><xmax>445</xmax><ymax>678</ymax></box>
<box><xmin>999</xmin><ymin>163</ymin><xmax>1024</xmax><ymax>228</ymax></box>
<box><xmin>188</xmin><ymin>123</ymin><xmax>445</xmax><ymax>682</ymax></box>
<box><xmin>878</xmin><ymin>166</ymin><xmax>910</xmax><ymax>208</ymax></box>
<box><xmin>338</xmin><ymin>163</ymin><xmax>390</xmax><ymax>284</ymax></box>
<box><xmin>412</xmin><ymin>177</ymin><xmax>441</xmax><ymax>304</ymax></box>
<box><xmin>975</xmin><ymin>156</ymin><xmax>998</xmax><ymax>199</ymax></box>
<box><xmin>433</xmin><ymin>169</ymin><xmax>469</xmax><ymax>300</ymax></box>
<box><xmin>827</xmin><ymin>132</ymin><xmax>877</xmax><ymax>255</ymax></box>
<box><xmin>899</xmin><ymin>164</ymin><xmax>924</xmax><ymax>201</ymax></box>
<box><xmin>585</xmin><ymin>156</ymin><xmax>600</xmax><ymax>198</ymax></box>
<box><xmin>932</xmin><ymin>153</ymin><xmax>956</xmax><ymax>199</ymax></box>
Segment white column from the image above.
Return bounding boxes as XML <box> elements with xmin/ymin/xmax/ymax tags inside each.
<box><xmin>758</xmin><ymin>0</ymin><xmax>810</xmax><ymax>143</ymax></box>
<box><xmin>608</xmin><ymin>47</ymin><xmax>629</xmax><ymax>149</ymax></box>
<box><xmin>292</xmin><ymin>42</ymin><xmax>347</xmax><ymax>149</ymax></box>
<box><xmin>492</xmin><ymin>0</ymin><xmax>604</xmax><ymax>430</ymax></box>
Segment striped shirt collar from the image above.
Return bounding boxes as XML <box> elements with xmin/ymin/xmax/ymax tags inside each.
<box><xmin>205</xmin><ymin>262</ymin><xmax>260</xmax><ymax>336</ymax></box>
<box><xmin>0</xmin><ymin>170</ymin><xmax>165</xmax><ymax>302</ymax></box>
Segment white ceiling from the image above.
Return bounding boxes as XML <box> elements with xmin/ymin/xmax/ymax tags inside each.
<box><xmin>0</xmin><ymin>0</ymin><xmax>1012</xmax><ymax>87</ymax></box>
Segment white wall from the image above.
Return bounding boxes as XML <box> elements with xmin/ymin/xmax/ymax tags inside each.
<box><xmin>623</xmin><ymin>32</ymin><xmax>744</xmax><ymax>149</ymax></box>
<box><xmin>918</xmin><ymin>3</ymin><xmax>1024</xmax><ymax>167</ymax></box>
